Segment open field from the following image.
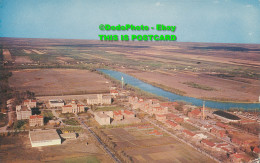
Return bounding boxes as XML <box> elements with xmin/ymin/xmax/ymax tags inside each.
<box><xmin>1</xmin><ymin>37</ymin><xmax>259</xmax><ymax>102</ymax></box>
<box><xmin>8</xmin><ymin>69</ymin><xmax>112</xmax><ymax>96</ymax></box>
<box><xmin>0</xmin><ymin>131</ymin><xmax>110</xmax><ymax>163</ymax></box>
<box><xmin>14</xmin><ymin>56</ymin><xmax>33</xmax><ymax>64</ymax></box>
<box><xmin>103</xmin><ymin>127</ymin><xmax>215</xmax><ymax>163</ymax></box>
<box><xmin>119</xmin><ymin>68</ymin><xmax>260</xmax><ymax>102</ymax></box>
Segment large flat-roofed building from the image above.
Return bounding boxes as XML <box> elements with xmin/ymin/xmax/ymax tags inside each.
<box><xmin>16</xmin><ymin>105</ymin><xmax>31</xmax><ymax>120</ymax></box>
<box><xmin>49</xmin><ymin>99</ymin><xmax>64</xmax><ymax>108</ymax></box>
<box><xmin>87</xmin><ymin>94</ymin><xmax>111</xmax><ymax>105</ymax></box>
<box><xmin>29</xmin><ymin>129</ymin><xmax>61</xmax><ymax>147</ymax></box>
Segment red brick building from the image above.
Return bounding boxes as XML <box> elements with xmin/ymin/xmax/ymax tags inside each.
<box><xmin>188</xmin><ymin>108</ymin><xmax>201</xmax><ymax>119</ymax></box>
<box><xmin>183</xmin><ymin>129</ymin><xmax>196</xmax><ymax>137</ymax></box>
<box><xmin>201</xmin><ymin>139</ymin><xmax>215</xmax><ymax>150</ymax></box>
<box><xmin>29</xmin><ymin>115</ymin><xmax>44</xmax><ymax>127</ymax></box>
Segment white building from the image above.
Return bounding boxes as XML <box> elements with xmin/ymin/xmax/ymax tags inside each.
<box><xmin>16</xmin><ymin>105</ymin><xmax>31</xmax><ymax>120</ymax></box>
<box><xmin>87</xmin><ymin>94</ymin><xmax>111</xmax><ymax>105</ymax></box>
<box><xmin>49</xmin><ymin>99</ymin><xmax>64</xmax><ymax>108</ymax></box>
<box><xmin>94</xmin><ymin>112</ymin><xmax>111</xmax><ymax>125</ymax></box>
<box><xmin>29</xmin><ymin>129</ymin><xmax>61</xmax><ymax>147</ymax></box>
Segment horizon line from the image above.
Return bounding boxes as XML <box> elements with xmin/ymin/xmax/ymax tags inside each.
<box><xmin>0</xmin><ymin>36</ymin><xmax>260</xmax><ymax>45</ymax></box>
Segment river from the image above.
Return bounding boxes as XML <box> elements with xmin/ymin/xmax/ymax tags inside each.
<box><xmin>99</xmin><ymin>69</ymin><xmax>260</xmax><ymax>110</ymax></box>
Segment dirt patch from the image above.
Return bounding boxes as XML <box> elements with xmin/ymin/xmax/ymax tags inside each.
<box><xmin>9</xmin><ymin>69</ymin><xmax>112</xmax><ymax>96</ymax></box>
<box><xmin>15</xmin><ymin>56</ymin><xmax>33</xmax><ymax>64</ymax></box>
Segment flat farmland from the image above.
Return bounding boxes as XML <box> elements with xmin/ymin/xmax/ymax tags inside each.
<box><xmin>119</xmin><ymin>68</ymin><xmax>260</xmax><ymax>102</ymax></box>
<box><xmin>103</xmin><ymin>127</ymin><xmax>215</xmax><ymax>163</ymax></box>
<box><xmin>9</xmin><ymin>69</ymin><xmax>112</xmax><ymax>96</ymax></box>
<box><xmin>1</xmin><ymin>37</ymin><xmax>259</xmax><ymax>102</ymax></box>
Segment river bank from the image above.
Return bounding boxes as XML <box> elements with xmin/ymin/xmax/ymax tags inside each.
<box><xmin>99</xmin><ymin>69</ymin><xmax>260</xmax><ymax>110</ymax></box>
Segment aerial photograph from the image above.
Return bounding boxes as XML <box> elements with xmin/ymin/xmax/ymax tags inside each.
<box><xmin>0</xmin><ymin>0</ymin><xmax>259</xmax><ymax>163</ymax></box>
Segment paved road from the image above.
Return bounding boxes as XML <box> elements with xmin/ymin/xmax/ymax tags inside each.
<box><xmin>78</xmin><ymin>117</ymin><xmax>121</xmax><ymax>163</ymax></box>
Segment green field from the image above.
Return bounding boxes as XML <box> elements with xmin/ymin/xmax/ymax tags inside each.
<box><xmin>63</xmin><ymin>156</ymin><xmax>100</xmax><ymax>163</ymax></box>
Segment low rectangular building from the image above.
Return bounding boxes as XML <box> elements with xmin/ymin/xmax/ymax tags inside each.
<box><xmin>94</xmin><ymin>112</ymin><xmax>111</xmax><ymax>125</ymax></box>
<box><xmin>29</xmin><ymin>129</ymin><xmax>61</xmax><ymax>147</ymax></box>
<box><xmin>49</xmin><ymin>99</ymin><xmax>64</xmax><ymax>108</ymax></box>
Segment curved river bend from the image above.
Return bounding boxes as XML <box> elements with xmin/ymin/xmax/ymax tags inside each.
<box><xmin>99</xmin><ymin>69</ymin><xmax>260</xmax><ymax>110</ymax></box>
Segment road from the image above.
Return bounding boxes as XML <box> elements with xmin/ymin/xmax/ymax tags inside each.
<box><xmin>78</xmin><ymin>117</ymin><xmax>121</xmax><ymax>163</ymax></box>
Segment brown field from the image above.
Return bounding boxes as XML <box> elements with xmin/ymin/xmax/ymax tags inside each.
<box><xmin>0</xmin><ymin>131</ymin><xmax>110</xmax><ymax>163</ymax></box>
<box><xmin>14</xmin><ymin>56</ymin><xmax>33</xmax><ymax>64</ymax></box>
<box><xmin>119</xmin><ymin>68</ymin><xmax>260</xmax><ymax>102</ymax></box>
<box><xmin>8</xmin><ymin>69</ymin><xmax>112</xmax><ymax>96</ymax></box>
<box><xmin>104</xmin><ymin>127</ymin><xmax>215</xmax><ymax>163</ymax></box>
<box><xmin>1</xmin><ymin>37</ymin><xmax>259</xmax><ymax>102</ymax></box>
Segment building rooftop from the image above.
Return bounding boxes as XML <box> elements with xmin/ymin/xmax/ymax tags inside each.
<box><xmin>29</xmin><ymin>129</ymin><xmax>60</xmax><ymax>142</ymax></box>
<box><xmin>253</xmin><ymin>147</ymin><xmax>260</xmax><ymax>153</ymax></box>
<box><xmin>189</xmin><ymin>109</ymin><xmax>201</xmax><ymax>116</ymax></box>
<box><xmin>201</xmin><ymin>139</ymin><xmax>215</xmax><ymax>147</ymax></box>
<box><xmin>96</xmin><ymin>112</ymin><xmax>110</xmax><ymax>118</ymax></box>
<box><xmin>20</xmin><ymin>105</ymin><xmax>31</xmax><ymax>111</ymax></box>
<box><xmin>30</xmin><ymin>115</ymin><xmax>43</xmax><ymax>119</ymax></box>
<box><xmin>63</xmin><ymin>105</ymin><xmax>72</xmax><ymax>107</ymax></box>
<box><xmin>49</xmin><ymin>99</ymin><xmax>64</xmax><ymax>103</ymax></box>
<box><xmin>123</xmin><ymin>110</ymin><xmax>134</xmax><ymax>115</ymax></box>
<box><xmin>183</xmin><ymin>129</ymin><xmax>196</xmax><ymax>137</ymax></box>
<box><xmin>166</xmin><ymin>120</ymin><xmax>178</xmax><ymax>127</ymax></box>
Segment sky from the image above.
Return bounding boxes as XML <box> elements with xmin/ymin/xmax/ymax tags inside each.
<box><xmin>0</xmin><ymin>0</ymin><xmax>260</xmax><ymax>44</ymax></box>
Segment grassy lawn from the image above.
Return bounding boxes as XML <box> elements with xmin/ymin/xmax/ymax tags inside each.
<box><xmin>59</xmin><ymin>113</ymin><xmax>75</xmax><ymax>118</ymax></box>
<box><xmin>13</xmin><ymin>120</ymin><xmax>27</xmax><ymax>130</ymax></box>
<box><xmin>60</xmin><ymin>126</ymin><xmax>82</xmax><ymax>133</ymax></box>
<box><xmin>180</xmin><ymin>122</ymin><xmax>199</xmax><ymax>131</ymax></box>
<box><xmin>62</xmin><ymin>156</ymin><xmax>100</xmax><ymax>163</ymax></box>
<box><xmin>95</xmin><ymin>106</ymin><xmax>122</xmax><ymax>112</ymax></box>
<box><xmin>63</xmin><ymin>118</ymin><xmax>80</xmax><ymax>125</ymax></box>
<box><xmin>182</xmin><ymin>82</ymin><xmax>216</xmax><ymax>91</ymax></box>
<box><xmin>41</xmin><ymin>110</ymin><xmax>54</xmax><ymax>124</ymax></box>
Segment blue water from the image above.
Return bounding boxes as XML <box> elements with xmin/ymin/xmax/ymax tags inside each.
<box><xmin>99</xmin><ymin>69</ymin><xmax>260</xmax><ymax>110</ymax></box>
